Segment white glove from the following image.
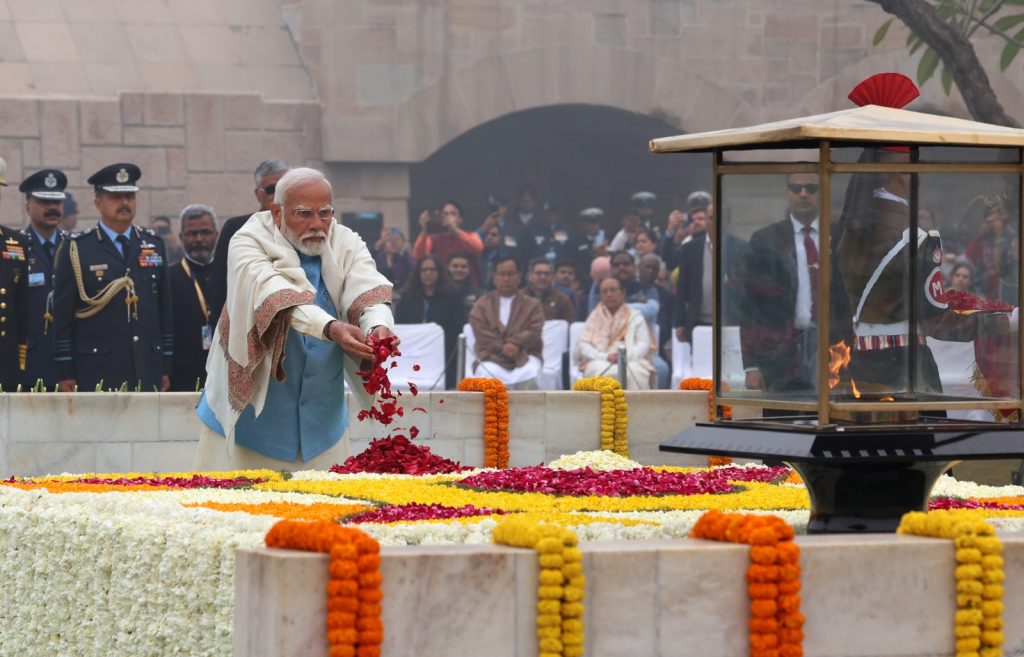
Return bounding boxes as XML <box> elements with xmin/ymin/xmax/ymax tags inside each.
<box><xmin>1010</xmin><ymin>307</ymin><xmax>1019</xmax><ymax>333</ymax></box>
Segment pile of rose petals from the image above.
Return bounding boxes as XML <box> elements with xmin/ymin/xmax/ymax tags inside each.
<box><xmin>347</xmin><ymin>503</ymin><xmax>504</xmax><ymax>524</ymax></box>
<box><xmin>939</xmin><ymin>289</ymin><xmax>1014</xmax><ymax>313</ymax></box>
<box><xmin>331</xmin><ymin>435</ymin><xmax>471</xmax><ymax>475</ymax></box>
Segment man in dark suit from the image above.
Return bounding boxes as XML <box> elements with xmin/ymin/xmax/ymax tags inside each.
<box><xmin>52</xmin><ymin>163</ymin><xmax>173</xmax><ymax>392</ymax></box>
<box><xmin>18</xmin><ymin>168</ymin><xmax>68</xmax><ymax>389</ymax></box>
<box><xmin>740</xmin><ymin>173</ymin><xmax>848</xmax><ymax>394</ymax></box>
<box><xmin>168</xmin><ymin>204</ymin><xmax>219</xmax><ymax>391</ymax></box>
<box><xmin>208</xmin><ymin>159</ymin><xmax>289</xmax><ymax>327</ymax></box>
<box><xmin>672</xmin><ymin>202</ymin><xmax>748</xmax><ymax>344</ymax></box>
<box><xmin>0</xmin><ymin>157</ymin><xmax>29</xmax><ymax>391</ymax></box>
<box><xmin>740</xmin><ymin>173</ymin><xmax>820</xmax><ymax>393</ymax></box>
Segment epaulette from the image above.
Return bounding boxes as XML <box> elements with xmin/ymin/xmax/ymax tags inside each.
<box><xmin>927</xmin><ymin>229</ymin><xmax>941</xmax><ymax>238</ymax></box>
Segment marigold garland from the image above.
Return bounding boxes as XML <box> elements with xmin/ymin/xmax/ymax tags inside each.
<box><xmin>265</xmin><ymin>520</ymin><xmax>384</xmax><ymax>657</ymax></box>
<box><xmin>897</xmin><ymin>510</ymin><xmax>1005</xmax><ymax>657</ymax></box>
<box><xmin>679</xmin><ymin>377</ymin><xmax>732</xmax><ymax>421</ymax></box>
<box><xmin>493</xmin><ymin>517</ymin><xmax>585</xmax><ymax>657</ymax></box>
<box><xmin>572</xmin><ymin>376</ymin><xmax>629</xmax><ymax>457</ymax></box>
<box><xmin>457</xmin><ymin>378</ymin><xmax>510</xmax><ymax>468</ymax></box>
<box><xmin>680</xmin><ymin>378</ymin><xmax>734</xmax><ymax>467</ymax></box>
<box><xmin>690</xmin><ymin>510</ymin><xmax>804</xmax><ymax>657</ymax></box>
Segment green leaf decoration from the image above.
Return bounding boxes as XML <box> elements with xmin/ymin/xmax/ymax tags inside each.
<box><xmin>993</xmin><ymin>13</ymin><xmax>1024</xmax><ymax>31</ymax></box>
<box><xmin>941</xmin><ymin>66</ymin><xmax>954</xmax><ymax>95</ymax></box>
<box><xmin>1000</xmin><ymin>40</ymin><xmax>1021</xmax><ymax>70</ymax></box>
<box><xmin>917</xmin><ymin>47</ymin><xmax>941</xmax><ymax>84</ymax></box>
<box><xmin>909</xmin><ymin>35</ymin><xmax>927</xmax><ymax>55</ymax></box>
<box><xmin>873</xmin><ymin>18</ymin><xmax>895</xmax><ymax>45</ymax></box>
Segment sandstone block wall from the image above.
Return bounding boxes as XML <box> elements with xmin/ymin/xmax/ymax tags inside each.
<box><xmin>0</xmin><ymin>92</ymin><xmax>322</xmax><ymax>228</ymax></box>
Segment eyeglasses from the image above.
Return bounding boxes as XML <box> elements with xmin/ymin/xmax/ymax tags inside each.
<box><xmin>262</xmin><ymin>184</ymin><xmax>276</xmax><ymax>196</ymax></box>
<box><xmin>290</xmin><ymin>206</ymin><xmax>335</xmax><ymax>220</ymax></box>
<box><xmin>419</xmin><ymin>267</ymin><xmax>438</xmax><ymax>273</ymax></box>
<box><xmin>787</xmin><ymin>183</ymin><xmax>819</xmax><ymax>194</ymax></box>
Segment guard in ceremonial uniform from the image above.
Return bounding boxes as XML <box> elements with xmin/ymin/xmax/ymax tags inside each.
<box><xmin>18</xmin><ymin>168</ymin><xmax>67</xmax><ymax>389</ymax></box>
<box><xmin>0</xmin><ymin>226</ymin><xmax>29</xmax><ymax>392</ymax></box>
<box><xmin>52</xmin><ymin>163</ymin><xmax>173</xmax><ymax>392</ymax></box>
<box><xmin>0</xmin><ymin>156</ymin><xmax>30</xmax><ymax>392</ymax></box>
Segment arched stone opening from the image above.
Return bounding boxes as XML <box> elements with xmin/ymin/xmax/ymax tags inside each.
<box><xmin>409</xmin><ymin>103</ymin><xmax>710</xmax><ymax>238</ymax></box>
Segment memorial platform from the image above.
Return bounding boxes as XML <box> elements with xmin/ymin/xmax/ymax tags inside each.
<box><xmin>0</xmin><ymin>390</ymin><xmax>729</xmax><ymax>477</ymax></box>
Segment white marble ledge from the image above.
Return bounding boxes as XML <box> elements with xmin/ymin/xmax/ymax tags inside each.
<box><xmin>237</xmin><ymin>532</ymin><xmax>1024</xmax><ymax>657</ymax></box>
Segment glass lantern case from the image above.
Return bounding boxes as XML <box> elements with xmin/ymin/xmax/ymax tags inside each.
<box><xmin>654</xmin><ymin>105</ymin><xmax>1024</xmax><ymax>532</ymax></box>
<box><xmin>652</xmin><ymin>110</ymin><xmax>1024</xmax><ymax>429</ymax></box>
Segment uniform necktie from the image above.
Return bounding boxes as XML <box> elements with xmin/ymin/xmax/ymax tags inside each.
<box><xmin>43</xmin><ymin>241</ymin><xmax>54</xmax><ymax>267</ymax></box>
<box><xmin>802</xmin><ymin>226</ymin><xmax>818</xmax><ymax>320</ymax></box>
<box><xmin>116</xmin><ymin>234</ymin><xmax>130</xmax><ymax>263</ymax></box>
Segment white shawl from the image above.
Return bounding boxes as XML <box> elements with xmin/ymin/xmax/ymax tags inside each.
<box><xmin>204</xmin><ymin>211</ymin><xmax>393</xmax><ymax>449</ymax></box>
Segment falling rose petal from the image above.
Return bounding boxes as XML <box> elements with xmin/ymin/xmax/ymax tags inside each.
<box><xmin>409</xmin><ymin>382</ymin><xmax>418</xmax><ymax>396</ymax></box>
<box><xmin>409</xmin><ymin>426</ymin><xmax>419</xmax><ymax>439</ymax></box>
<box><xmin>412</xmin><ymin>364</ymin><xmax>421</xmax><ymax>371</ymax></box>
<box><xmin>412</xmin><ymin>407</ymin><xmax>427</xmax><ymax>413</ymax></box>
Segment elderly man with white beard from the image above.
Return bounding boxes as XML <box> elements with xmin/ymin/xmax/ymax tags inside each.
<box><xmin>193</xmin><ymin>167</ymin><xmax>397</xmax><ymax>471</ymax></box>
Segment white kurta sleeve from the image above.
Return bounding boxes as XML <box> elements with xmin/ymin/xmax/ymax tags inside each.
<box><xmin>290</xmin><ymin>304</ymin><xmax>335</xmax><ymax>339</ymax></box>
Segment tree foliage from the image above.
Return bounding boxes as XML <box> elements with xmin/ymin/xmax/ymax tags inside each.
<box><xmin>869</xmin><ymin>0</ymin><xmax>1021</xmax><ymax>127</ymax></box>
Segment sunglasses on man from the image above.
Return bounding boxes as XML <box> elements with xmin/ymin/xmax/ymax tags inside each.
<box><xmin>787</xmin><ymin>183</ymin><xmax>819</xmax><ymax>194</ymax></box>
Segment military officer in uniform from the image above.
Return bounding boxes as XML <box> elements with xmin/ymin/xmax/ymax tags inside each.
<box><xmin>18</xmin><ymin>168</ymin><xmax>67</xmax><ymax>389</ymax></box>
<box><xmin>0</xmin><ymin>156</ymin><xmax>30</xmax><ymax>391</ymax></box>
<box><xmin>52</xmin><ymin>163</ymin><xmax>173</xmax><ymax>392</ymax></box>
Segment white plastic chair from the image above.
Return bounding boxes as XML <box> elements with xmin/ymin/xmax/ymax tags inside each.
<box><xmin>568</xmin><ymin>321</ymin><xmax>586</xmax><ymax>385</ymax></box>
<box><xmin>462</xmin><ymin>323</ymin><xmax>475</xmax><ymax>379</ymax></box>
<box><xmin>390</xmin><ymin>323</ymin><xmax>446</xmax><ymax>390</ymax></box>
<box><xmin>538</xmin><ymin>320</ymin><xmax>569</xmax><ymax>390</ymax></box>
<box><xmin>927</xmin><ymin>337</ymin><xmax>990</xmax><ymax>422</ymax></box>
<box><xmin>691</xmin><ymin>325</ymin><xmax>744</xmax><ymax>388</ymax></box>
<box><xmin>670</xmin><ymin>332</ymin><xmax>693</xmax><ymax>389</ymax></box>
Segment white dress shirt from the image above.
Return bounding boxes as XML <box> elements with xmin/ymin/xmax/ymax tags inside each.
<box><xmin>791</xmin><ymin>215</ymin><xmax>819</xmax><ymax>330</ymax></box>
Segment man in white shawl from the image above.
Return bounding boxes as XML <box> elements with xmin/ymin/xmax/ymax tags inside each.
<box><xmin>193</xmin><ymin>167</ymin><xmax>396</xmax><ymax>471</ymax></box>
<box><xmin>575</xmin><ymin>276</ymin><xmax>654</xmax><ymax>389</ymax></box>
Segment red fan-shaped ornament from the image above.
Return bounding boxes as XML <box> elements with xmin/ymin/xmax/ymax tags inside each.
<box><xmin>848</xmin><ymin>72</ymin><xmax>920</xmax><ymax>109</ymax></box>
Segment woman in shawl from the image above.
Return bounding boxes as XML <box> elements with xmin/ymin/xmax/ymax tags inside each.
<box><xmin>575</xmin><ymin>276</ymin><xmax>655</xmax><ymax>389</ymax></box>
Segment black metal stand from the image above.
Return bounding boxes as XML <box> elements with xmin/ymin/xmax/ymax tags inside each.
<box><xmin>660</xmin><ymin>421</ymin><xmax>1024</xmax><ymax>533</ymax></box>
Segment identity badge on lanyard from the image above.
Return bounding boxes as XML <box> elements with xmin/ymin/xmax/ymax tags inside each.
<box><xmin>181</xmin><ymin>259</ymin><xmax>213</xmax><ymax>351</ymax></box>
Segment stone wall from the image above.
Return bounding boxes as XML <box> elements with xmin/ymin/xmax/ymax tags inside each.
<box><xmin>238</xmin><ymin>533</ymin><xmax>1024</xmax><ymax>657</ymax></box>
<box><xmin>296</xmin><ymin>0</ymin><xmax>1024</xmax><ymax>164</ymax></box>
<box><xmin>0</xmin><ymin>390</ymin><xmax>725</xmax><ymax>477</ymax></box>
<box><xmin>0</xmin><ymin>92</ymin><xmax>322</xmax><ymax>228</ymax></box>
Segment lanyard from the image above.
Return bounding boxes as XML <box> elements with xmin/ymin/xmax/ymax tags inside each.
<box><xmin>180</xmin><ymin>259</ymin><xmax>210</xmax><ymax>322</ymax></box>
